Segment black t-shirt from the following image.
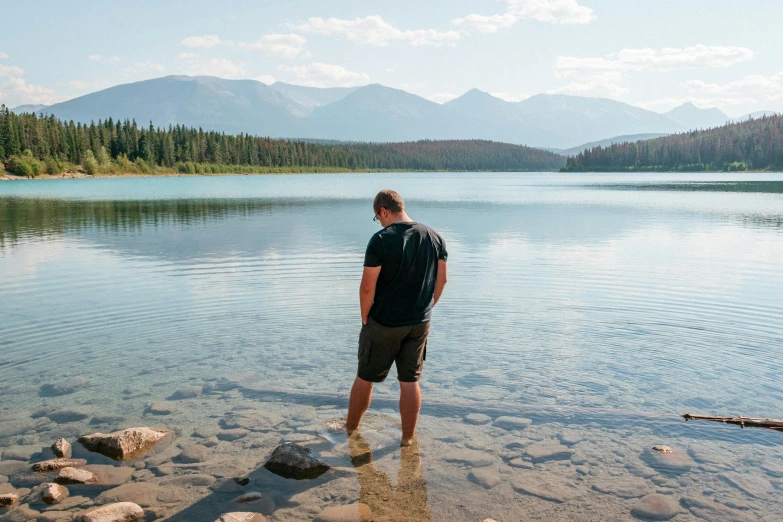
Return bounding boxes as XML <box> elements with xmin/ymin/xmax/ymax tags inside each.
<box><xmin>364</xmin><ymin>222</ymin><xmax>448</xmax><ymax>327</ymax></box>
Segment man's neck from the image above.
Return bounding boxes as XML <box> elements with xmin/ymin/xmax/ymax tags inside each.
<box><xmin>388</xmin><ymin>212</ymin><xmax>413</xmax><ymax>225</ymax></box>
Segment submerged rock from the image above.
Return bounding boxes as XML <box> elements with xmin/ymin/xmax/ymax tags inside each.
<box><xmin>230</xmin><ymin>491</ymin><xmax>275</xmax><ymax>514</ymax></box>
<box><xmin>215</xmin><ymin>514</ymin><xmax>266</xmax><ymax>522</ymax></box>
<box><xmin>631</xmin><ymin>494</ymin><xmax>680</xmax><ymax>520</ymax></box>
<box><xmin>493</xmin><ymin>416</ymin><xmax>532</xmax><ymax>431</ymax></box>
<box><xmin>314</xmin><ymin>503</ymin><xmax>372</xmax><ymax>522</ymax></box>
<box><xmin>468</xmin><ymin>468</ymin><xmax>501</xmax><ymax>489</ymax></box>
<box><xmin>167</xmin><ymin>386</ymin><xmax>202</xmax><ymax>400</ymax></box>
<box><xmin>146</xmin><ymin>403</ymin><xmax>175</xmax><ymax>416</ymax></box>
<box><xmin>511</xmin><ymin>471</ymin><xmax>582</xmax><ymax>503</ymax></box>
<box><xmin>79</xmin><ymin>427</ymin><xmax>173</xmax><ymax>460</ymax></box>
<box><xmin>591</xmin><ymin>477</ymin><xmax>651</xmax><ymax>499</ymax></box>
<box><xmin>263</xmin><ymin>443</ymin><xmax>330</xmax><ymax>480</ymax></box>
<box><xmin>33</xmin><ymin>459</ymin><xmax>87</xmax><ymax>472</ymax></box>
<box><xmin>81</xmin><ymin>502</ymin><xmax>144</xmax><ymax>522</ymax></box>
<box><xmin>525</xmin><ymin>440</ymin><xmax>573</xmax><ymax>462</ymax></box>
<box><xmin>641</xmin><ymin>447</ymin><xmax>692</xmax><ymax>475</ymax></box>
<box><xmin>464</xmin><ymin>413</ymin><xmax>492</xmax><ymax>425</ymax></box>
<box><xmin>56</xmin><ymin>467</ymin><xmax>97</xmax><ymax>484</ymax></box>
<box><xmin>443</xmin><ymin>449</ymin><xmax>494</xmax><ymax>468</ymax></box>
<box><xmin>40</xmin><ymin>377</ymin><xmax>89</xmax><ymax>397</ymax></box>
<box><xmin>178</xmin><ymin>444</ymin><xmax>210</xmax><ymax>463</ymax></box>
<box><xmin>42</xmin><ymin>482</ymin><xmax>68</xmax><ymax>504</ymax></box>
<box><xmin>51</xmin><ymin>438</ymin><xmax>72</xmax><ymax>459</ymax></box>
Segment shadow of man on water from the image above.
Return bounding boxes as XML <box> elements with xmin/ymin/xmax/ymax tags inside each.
<box><xmin>348</xmin><ymin>431</ymin><xmax>431</xmax><ymax>522</ymax></box>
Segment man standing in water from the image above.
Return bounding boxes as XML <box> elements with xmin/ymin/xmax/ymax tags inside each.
<box><xmin>346</xmin><ymin>190</ymin><xmax>448</xmax><ymax>446</ymax></box>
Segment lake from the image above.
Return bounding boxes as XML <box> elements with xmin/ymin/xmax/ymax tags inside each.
<box><xmin>1</xmin><ymin>172</ymin><xmax>782</xmax><ymax>521</ymax></box>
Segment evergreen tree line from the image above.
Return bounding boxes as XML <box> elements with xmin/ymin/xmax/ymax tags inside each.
<box><xmin>563</xmin><ymin>115</ymin><xmax>783</xmax><ymax>172</ymax></box>
<box><xmin>0</xmin><ymin>106</ymin><xmax>566</xmax><ymax>175</ymax></box>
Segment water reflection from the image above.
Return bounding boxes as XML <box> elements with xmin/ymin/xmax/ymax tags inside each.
<box><xmin>349</xmin><ymin>432</ymin><xmax>430</xmax><ymax>522</ymax></box>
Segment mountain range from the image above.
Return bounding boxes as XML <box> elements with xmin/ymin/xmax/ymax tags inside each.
<box><xmin>8</xmin><ymin>75</ymin><xmax>779</xmax><ymax>150</ymax></box>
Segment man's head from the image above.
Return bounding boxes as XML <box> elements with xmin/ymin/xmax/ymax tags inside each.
<box><xmin>373</xmin><ymin>190</ymin><xmax>406</xmax><ymax>227</ymax></box>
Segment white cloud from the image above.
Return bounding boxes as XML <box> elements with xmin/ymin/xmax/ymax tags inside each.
<box><xmin>0</xmin><ymin>64</ymin><xmax>24</xmax><ymax>77</ymax></box>
<box><xmin>183</xmin><ymin>58</ymin><xmax>247</xmax><ymax>79</ymax></box>
<box><xmin>88</xmin><ymin>54</ymin><xmax>102</xmax><ymax>62</ymax></box>
<box><xmin>123</xmin><ymin>61</ymin><xmax>165</xmax><ymax>76</ymax></box>
<box><xmin>453</xmin><ymin>0</ymin><xmax>595</xmax><ymax>32</ymax></box>
<box><xmin>1</xmin><ymin>77</ymin><xmax>65</xmax><ymax>106</ymax></box>
<box><xmin>277</xmin><ymin>62</ymin><xmax>370</xmax><ymax>87</ymax></box>
<box><xmin>552</xmin><ymin>45</ymin><xmax>754</xmax><ymax>99</ymax></box>
<box><xmin>254</xmin><ymin>75</ymin><xmax>276</xmax><ymax>85</ymax></box>
<box><xmin>239</xmin><ymin>34</ymin><xmax>308</xmax><ymax>58</ymax></box>
<box><xmin>428</xmin><ymin>92</ymin><xmax>460</xmax><ymax>103</ymax></box>
<box><xmin>0</xmin><ymin>52</ymin><xmax>8</xmax><ymax>59</ymax></box>
<box><xmin>181</xmin><ymin>35</ymin><xmax>228</xmax><ymax>48</ymax></box>
<box><xmin>638</xmin><ymin>72</ymin><xmax>783</xmax><ymax>111</ymax></box>
<box><xmin>294</xmin><ymin>16</ymin><xmax>460</xmax><ymax>47</ymax></box>
<box><xmin>177</xmin><ymin>52</ymin><xmax>198</xmax><ymax>60</ymax></box>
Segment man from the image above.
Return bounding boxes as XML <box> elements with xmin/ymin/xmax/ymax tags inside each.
<box><xmin>346</xmin><ymin>189</ymin><xmax>448</xmax><ymax>446</ymax></box>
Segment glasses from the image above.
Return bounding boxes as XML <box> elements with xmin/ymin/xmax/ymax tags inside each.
<box><xmin>373</xmin><ymin>208</ymin><xmax>384</xmax><ymax>223</ymax></box>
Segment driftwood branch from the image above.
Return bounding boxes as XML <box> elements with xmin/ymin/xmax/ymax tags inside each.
<box><xmin>682</xmin><ymin>413</ymin><xmax>783</xmax><ymax>432</ymax></box>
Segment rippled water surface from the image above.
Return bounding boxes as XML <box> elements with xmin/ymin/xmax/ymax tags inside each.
<box><xmin>1</xmin><ymin>173</ymin><xmax>782</xmax><ymax>521</ymax></box>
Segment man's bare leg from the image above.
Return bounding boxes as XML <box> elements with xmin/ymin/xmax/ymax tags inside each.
<box><xmin>346</xmin><ymin>376</ymin><xmax>374</xmax><ymax>433</ymax></box>
<box><xmin>399</xmin><ymin>381</ymin><xmax>422</xmax><ymax>446</ymax></box>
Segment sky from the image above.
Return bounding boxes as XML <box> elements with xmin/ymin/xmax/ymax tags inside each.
<box><xmin>2</xmin><ymin>0</ymin><xmax>783</xmax><ymax>116</ymax></box>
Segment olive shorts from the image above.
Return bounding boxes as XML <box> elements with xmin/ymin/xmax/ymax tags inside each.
<box><xmin>357</xmin><ymin>317</ymin><xmax>430</xmax><ymax>383</ymax></box>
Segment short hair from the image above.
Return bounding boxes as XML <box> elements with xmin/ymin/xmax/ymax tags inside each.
<box><xmin>373</xmin><ymin>190</ymin><xmax>405</xmax><ymax>214</ymax></box>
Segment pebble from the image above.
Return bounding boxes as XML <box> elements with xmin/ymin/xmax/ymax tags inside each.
<box><xmin>230</xmin><ymin>491</ymin><xmax>275</xmax><ymax>515</ymax></box>
<box><xmin>493</xmin><ymin>416</ymin><xmax>532</xmax><ymax>431</ymax></box>
<box><xmin>314</xmin><ymin>503</ymin><xmax>372</xmax><ymax>522</ymax></box>
<box><xmin>42</xmin><ymin>482</ymin><xmax>68</xmax><ymax>504</ymax></box>
<box><xmin>652</xmin><ymin>445</ymin><xmax>673</xmax><ymax>453</ymax></box>
<box><xmin>0</xmin><ymin>491</ymin><xmax>19</xmax><ymax>507</ymax></box>
<box><xmin>51</xmin><ymin>438</ymin><xmax>72</xmax><ymax>459</ymax></box>
<box><xmin>631</xmin><ymin>494</ymin><xmax>680</xmax><ymax>520</ymax></box>
<box><xmin>464</xmin><ymin>413</ymin><xmax>492</xmax><ymax>425</ymax></box>
<box><xmin>81</xmin><ymin>501</ymin><xmax>144</xmax><ymax>522</ymax></box>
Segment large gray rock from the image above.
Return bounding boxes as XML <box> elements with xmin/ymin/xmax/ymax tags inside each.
<box><xmin>79</xmin><ymin>427</ymin><xmax>173</xmax><ymax>460</ymax></box>
<box><xmin>33</xmin><ymin>459</ymin><xmax>87</xmax><ymax>472</ymax></box>
<box><xmin>631</xmin><ymin>494</ymin><xmax>680</xmax><ymax>520</ymax></box>
<box><xmin>51</xmin><ymin>438</ymin><xmax>72</xmax><ymax>459</ymax></box>
<box><xmin>81</xmin><ymin>502</ymin><xmax>144</xmax><ymax>522</ymax></box>
<box><xmin>263</xmin><ymin>443</ymin><xmax>330</xmax><ymax>479</ymax></box>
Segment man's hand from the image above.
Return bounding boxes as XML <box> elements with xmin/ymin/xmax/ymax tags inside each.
<box><xmin>433</xmin><ymin>260</ymin><xmax>448</xmax><ymax>306</ymax></box>
<box><xmin>360</xmin><ymin>266</ymin><xmax>382</xmax><ymax>324</ymax></box>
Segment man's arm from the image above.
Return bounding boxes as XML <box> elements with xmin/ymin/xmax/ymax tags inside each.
<box><xmin>360</xmin><ymin>266</ymin><xmax>382</xmax><ymax>324</ymax></box>
<box><xmin>433</xmin><ymin>260</ymin><xmax>448</xmax><ymax>306</ymax></box>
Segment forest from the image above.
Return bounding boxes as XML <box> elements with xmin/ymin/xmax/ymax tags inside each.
<box><xmin>0</xmin><ymin>106</ymin><xmax>566</xmax><ymax>176</ymax></box>
<box><xmin>563</xmin><ymin>114</ymin><xmax>783</xmax><ymax>172</ymax></box>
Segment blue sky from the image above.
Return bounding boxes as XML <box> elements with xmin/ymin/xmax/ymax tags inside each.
<box><xmin>2</xmin><ymin>0</ymin><xmax>782</xmax><ymax>116</ymax></box>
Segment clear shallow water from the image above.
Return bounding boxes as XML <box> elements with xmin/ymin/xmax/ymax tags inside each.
<box><xmin>0</xmin><ymin>172</ymin><xmax>782</xmax><ymax>521</ymax></box>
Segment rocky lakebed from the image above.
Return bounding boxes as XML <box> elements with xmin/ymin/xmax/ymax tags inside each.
<box><xmin>1</xmin><ymin>373</ymin><xmax>781</xmax><ymax>522</ymax></box>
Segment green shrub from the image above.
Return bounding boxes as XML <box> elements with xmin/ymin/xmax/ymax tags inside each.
<box><xmin>134</xmin><ymin>157</ymin><xmax>151</xmax><ymax>174</ymax></box>
<box><xmin>44</xmin><ymin>157</ymin><xmax>63</xmax><ymax>175</ymax></box>
<box><xmin>7</xmin><ymin>150</ymin><xmax>43</xmax><ymax>177</ymax></box>
<box><xmin>83</xmin><ymin>150</ymin><xmax>100</xmax><ymax>175</ymax></box>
